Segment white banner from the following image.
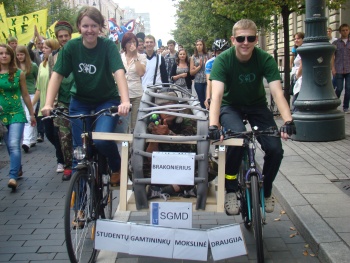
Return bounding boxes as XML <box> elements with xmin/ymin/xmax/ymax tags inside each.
<box><xmin>94</xmin><ymin>220</ymin><xmax>130</xmax><ymax>253</ymax></box>
<box><xmin>128</xmin><ymin>223</ymin><xmax>175</xmax><ymax>258</ymax></box>
<box><xmin>207</xmin><ymin>224</ymin><xmax>247</xmax><ymax>261</ymax></box>
<box><xmin>173</xmin><ymin>228</ymin><xmax>208</xmax><ymax>261</ymax></box>
<box><xmin>151</xmin><ymin>152</ymin><xmax>195</xmax><ymax>185</ymax></box>
<box><xmin>151</xmin><ymin>202</ymin><xmax>192</xmax><ymax>228</ymax></box>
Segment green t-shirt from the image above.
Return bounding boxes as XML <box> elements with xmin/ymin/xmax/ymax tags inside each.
<box><xmin>210</xmin><ymin>47</ymin><xmax>281</xmax><ymax>107</ymax></box>
<box><xmin>25</xmin><ymin>62</ymin><xmax>38</xmax><ymax>94</ymax></box>
<box><xmin>58</xmin><ymin>72</ymin><xmax>74</xmax><ymax>104</ymax></box>
<box><xmin>0</xmin><ymin>70</ymin><xmax>27</xmax><ymax>125</ymax></box>
<box><xmin>53</xmin><ymin>37</ymin><xmax>125</xmax><ymax>103</ymax></box>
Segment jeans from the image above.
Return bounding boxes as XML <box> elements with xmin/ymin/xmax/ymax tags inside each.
<box><xmin>194</xmin><ymin>82</ymin><xmax>207</xmax><ymax>109</ymax></box>
<box><xmin>21</xmin><ymin>95</ymin><xmax>37</xmax><ymax>146</ymax></box>
<box><xmin>220</xmin><ymin>105</ymin><xmax>284</xmax><ymax>197</ymax></box>
<box><xmin>43</xmin><ymin>118</ymin><xmax>65</xmax><ymax>164</ymax></box>
<box><xmin>335</xmin><ymin>73</ymin><xmax>350</xmax><ymax>110</ymax></box>
<box><xmin>69</xmin><ymin>97</ymin><xmax>121</xmax><ymax>172</ymax></box>
<box><xmin>3</xmin><ymin>122</ymin><xmax>25</xmax><ymax>180</ymax></box>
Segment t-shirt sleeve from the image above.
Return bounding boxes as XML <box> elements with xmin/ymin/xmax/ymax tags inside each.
<box><xmin>209</xmin><ymin>55</ymin><xmax>226</xmax><ymax>83</ymax></box>
<box><xmin>107</xmin><ymin>41</ymin><xmax>125</xmax><ymax>73</ymax></box>
<box><xmin>53</xmin><ymin>44</ymin><xmax>73</xmax><ymax>78</ymax></box>
<box><xmin>263</xmin><ymin>54</ymin><xmax>281</xmax><ymax>83</ymax></box>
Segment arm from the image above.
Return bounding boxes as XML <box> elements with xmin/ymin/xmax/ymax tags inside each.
<box><xmin>170</xmin><ymin>64</ymin><xmax>187</xmax><ymax>82</ymax></box>
<box><xmin>290</xmin><ymin>54</ymin><xmax>295</xmax><ymax>69</ymax></box>
<box><xmin>190</xmin><ymin>56</ymin><xmax>202</xmax><ymax>76</ymax></box>
<box><xmin>114</xmin><ymin>68</ymin><xmax>130</xmax><ymax>116</ymax></box>
<box><xmin>134</xmin><ymin>56</ymin><xmax>146</xmax><ymax>77</ymax></box>
<box><xmin>19</xmin><ymin>72</ymin><xmax>36</xmax><ymax>126</ymax></box>
<box><xmin>41</xmin><ymin>72</ymin><xmax>64</xmax><ymax>115</ymax></box>
<box><xmin>296</xmin><ymin>60</ymin><xmax>302</xmax><ymax>79</ymax></box>
<box><xmin>209</xmin><ymin>80</ymin><xmax>224</xmax><ymax>127</ymax></box>
<box><xmin>205</xmin><ymin>73</ymin><xmax>211</xmax><ymax>109</ymax></box>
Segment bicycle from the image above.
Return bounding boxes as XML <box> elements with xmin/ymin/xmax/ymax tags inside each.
<box><xmin>43</xmin><ymin>106</ymin><xmax>121</xmax><ymax>263</ymax></box>
<box><xmin>216</xmin><ymin>125</ymin><xmax>279</xmax><ymax>263</ymax></box>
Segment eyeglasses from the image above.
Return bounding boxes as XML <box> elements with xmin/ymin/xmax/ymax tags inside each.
<box><xmin>235</xmin><ymin>36</ymin><xmax>256</xmax><ymax>43</ymax></box>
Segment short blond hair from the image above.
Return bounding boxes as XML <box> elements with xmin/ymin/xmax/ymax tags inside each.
<box><xmin>232</xmin><ymin>19</ymin><xmax>257</xmax><ymax>36</ymax></box>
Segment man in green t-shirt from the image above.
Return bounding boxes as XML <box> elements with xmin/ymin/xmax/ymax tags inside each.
<box><xmin>208</xmin><ymin>19</ymin><xmax>296</xmax><ymax>215</ymax></box>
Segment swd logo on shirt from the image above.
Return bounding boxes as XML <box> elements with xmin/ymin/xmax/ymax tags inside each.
<box><xmin>239</xmin><ymin>73</ymin><xmax>256</xmax><ymax>83</ymax></box>
<box><xmin>78</xmin><ymin>63</ymin><xmax>97</xmax><ymax>74</ymax></box>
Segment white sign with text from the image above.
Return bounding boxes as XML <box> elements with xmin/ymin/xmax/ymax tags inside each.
<box><xmin>207</xmin><ymin>224</ymin><xmax>247</xmax><ymax>261</ymax></box>
<box><xmin>151</xmin><ymin>202</ymin><xmax>192</xmax><ymax>228</ymax></box>
<box><xmin>151</xmin><ymin>152</ymin><xmax>195</xmax><ymax>185</ymax></box>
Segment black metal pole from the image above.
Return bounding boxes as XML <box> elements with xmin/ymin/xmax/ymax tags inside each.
<box><xmin>292</xmin><ymin>0</ymin><xmax>345</xmax><ymax>141</ymax></box>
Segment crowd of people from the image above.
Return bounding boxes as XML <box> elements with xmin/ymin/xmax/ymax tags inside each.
<box><xmin>5</xmin><ymin>6</ymin><xmax>339</xmax><ymax>216</ymax></box>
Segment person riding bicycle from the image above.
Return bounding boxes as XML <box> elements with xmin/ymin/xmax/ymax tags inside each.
<box><xmin>41</xmin><ymin>6</ymin><xmax>130</xmax><ymax>186</ymax></box>
<box><xmin>207</xmin><ymin>19</ymin><xmax>296</xmax><ymax>215</ymax></box>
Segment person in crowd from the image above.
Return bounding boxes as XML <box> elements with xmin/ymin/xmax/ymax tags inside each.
<box><xmin>48</xmin><ymin>21</ymin><xmax>75</xmax><ymax>180</ymax></box>
<box><xmin>170</xmin><ymin>48</ymin><xmax>192</xmax><ymax>95</ymax></box>
<box><xmin>15</xmin><ymin>46</ymin><xmax>39</xmax><ymax>153</ymax></box>
<box><xmin>137</xmin><ymin>38</ymin><xmax>145</xmax><ymax>54</ymax></box>
<box><xmin>190</xmin><ymin>39</ymin><xmax>209</xmax><ymax>108</ymax></box>
<box><xmin>327</xmin><ymin>27</ymin><xmax>337</xmax><ymax>44</ymax></box>
<box><xmin>164</xmin><ymin>39</ymin><xmax>178</xmax><ymax>83</ymax></box>
<box><xmin>178</xmin><ymin>44</ymin><xmax>183</xmax><ymax>50</ymax></box>
<box><xmin>0</xmin><ymin>44</ymin><xmax>36</xmax><ymax>190</ymax></box>
<box><xmin>120</xmin><ymin>32</ymin><xmax>147</xmax><ymax>132</ymax></box>
<box><xmin>332</xmin><ymin>23</ymin><xmax>350</xmax><ymax>113</ymax></box>
<box><xmin>207</xmin><ymin>19</ymin><xmax>296</xmax><ymax>215</ymax></box>
<box><xmin>290</xmin><ymin>32</ymin><xmax>304</xmax><ymax>69</ymax></box>
<box><xmin>32</xmin><ymin>39</ymin><xmax>65</xmax><ymax>173</ymax></box>
<box><xmin>141</xmin><ymin>34</ymin><xmax>168</xmax><ymax>90</ymax></box>
<box><xmin>7</xmin><ymin>36</ymin><xmax>18</xmax><ymax>51</ymax></box>
<box><xmin>292</xmin><ymin>56</ymin><xmax>303</xmax><ymax>111</ymax></box>
<box><xmin>41</xmin><ymin>6</ymin><xmax>130</xmax><ymax>187</ymax></box>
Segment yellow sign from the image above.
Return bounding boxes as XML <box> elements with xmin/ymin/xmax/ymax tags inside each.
<box><xmin>0</xmin><ymin>8</ymin><xmax>48</xmax><ymax>45</ymax></box>
<box><xmin>0</xmin><ymin>3</ymin><xmax>9</xmax><ymax>43</ymax></box>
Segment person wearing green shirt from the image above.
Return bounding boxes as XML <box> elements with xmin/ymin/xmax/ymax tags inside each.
<box><xmin>42</xmin><ymin>6</ymin><xmax>130</xmax><ymax>186</ymax></box>
<box><xmin>208</xmin><ymin>19</ymin><xmax>296</xmax><ymax>215</ymax></box>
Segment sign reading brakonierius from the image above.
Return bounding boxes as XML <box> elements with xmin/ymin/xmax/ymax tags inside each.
<box><xmin>95</xmin><ymin>220</ymin><xmax>246</xmax><ymax>261</ymax></box>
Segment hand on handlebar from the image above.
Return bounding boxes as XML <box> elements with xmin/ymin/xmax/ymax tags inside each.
<box><xmin>41</xmin><ymin>105</ymin><xmax>54</xmax><ymax>117</ymax></box>
<box><xmin>279</xmin><ymin>120</ymin><xmax>296</xmax><ymax>140</ymax></box>
<box><xmin>208</xmin><ymin>125</ymin><xmax>223</xmax><ymax>141</ymax></box>
<box><xmin>118</xmin><ymin>101</ymin><xmax>131</xmax><ymax>116</ymax></box>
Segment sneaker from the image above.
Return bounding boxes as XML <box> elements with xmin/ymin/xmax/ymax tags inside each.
<box><xmin>62</xmin><ymin>169</ymin><xmax>72</xmax><ymax>181</ymax></box>
<box><xmin>160</xmin><ymin>185</ymin><xmax>177</xmax><ymax>196</ymax></box>
<box><xmin>147</xmin><ymin>185</ymin><xmax>169</xmax><ymax>200</ymax></box>
<box><xmin>344</xmin><ymin>108</ymin><xmax>349</xmax><ymax>114</ymax></box>
<box><xmin>225</xmin><ymin>192</ymin><xmax>240</xmax><ymax>215</ymax></box>
<box><xmin>181</xmin><ymin>186</ymin><xmax>197</xmax><ymax>198</ymax></box>
<box><xmin>8</xmin><ymin>179</ymin><xmax>17</xmax><ymax>190</ymax></box>
<box><xmin>22</xmin><ymin>144</ymin><xmax>29</xmax><ymax>153</ymax></box>
<box><xmin>37</xmin><ymin>135</ymin><xmax>44</xmax><ymax>143</ymax></box>
<box><xmin>56</xmin><ymin>163</ymin><xmax>64</xmax><ymax>173</ymax></box>
<box><xmin>72</xmin><ymin>210</ymin><xmax>85</xmax><ymax>229</ymax></box>
<box><xmin>264</xmin><ymin>196</ymin><xmax>275</xmax><ymax>213</ymax></box>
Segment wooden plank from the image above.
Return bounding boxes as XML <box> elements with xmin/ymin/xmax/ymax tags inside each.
<box><xmin>217</xmin><ymin>146</ymin><xmax>226</xmax><ymax>213</ymax></box>
<box><xmin>92</xmin><ymin>132</ymin><xmax>133</xmax><ymax>142</ymax></box>
<box><xmin>145</xmin><ymin>139</ymin><xmax>197</xmax><ymax>144</ymax></box>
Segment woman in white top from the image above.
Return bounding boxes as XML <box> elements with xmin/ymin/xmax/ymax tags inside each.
<box><xmin>120</xmin><ymin>32</ymin><xmax>147</xmax><ymax>132</ymax></box>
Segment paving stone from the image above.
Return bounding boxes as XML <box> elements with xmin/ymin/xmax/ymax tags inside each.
<box><xmin>264</xmin><ymin>237</ymin><xmax>289</xmax><ymax>251</ymax></box>
<box><xmin>11</xmin><ymin>252</ymin><xmax>56</xmax><ymax>261</ymax></box>
<box><xmin>9</xmin><ymin>234</ymin><xmax>49</xmax><ymax>241</ymax></box>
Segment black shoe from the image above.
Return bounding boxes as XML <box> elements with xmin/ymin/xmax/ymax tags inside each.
<box><xmin>37</xmin><ymin>135</ymin><xmax>44</xmax><ymax>143</ymax></box>
<box><xmin>22</xmin><ymin>144</ymin><xmax>29</xmax><ymax>153</ymax></box>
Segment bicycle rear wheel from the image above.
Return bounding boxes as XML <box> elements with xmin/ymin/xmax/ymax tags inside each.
<box><xmin>64</xmin><ymin>170</ymin><xmax>98</xmax><ymax>263</ymax></box>
<box><xmin>251</xmin><ymin>175</ymin><xmax>264</xmax><ymax>263</ymax></box>
<box><xmin>101</xmin><ymin>173</ymin><xmax>113</xmax><ymax>219</ymax></box>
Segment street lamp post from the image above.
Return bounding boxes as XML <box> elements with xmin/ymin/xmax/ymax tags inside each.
<box><xmin>292</xmin><ymin>0</ymin><xmax>345</xmax><ymax>141</ymax></box>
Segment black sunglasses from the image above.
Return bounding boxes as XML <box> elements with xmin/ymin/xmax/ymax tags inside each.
<box><xmin>235</xmin><ymin>35</ymin><xmax>256</xmax><ymax>43</ymax></box>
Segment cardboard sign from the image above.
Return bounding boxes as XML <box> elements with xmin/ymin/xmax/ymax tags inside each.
<box><xmin>173</xmin><ymin>228</ymin><xmax>208</xmax><ymax>261</ymax></box>
<box><xmin>151</xmin><ymin>202</ymin><xmax>192</xmax><ymax>228</ymax></box>
<box><xmin>94</xmin><ymin>220</ymin><xmax>130</xmax><ymax>253</ymax></box>
<box><xmin>207</xmin><ymin>224</ymin><xmax>247</xmax><ymax>261</ymax></box>
<box><xmin>128</xmin><ymin>223</ymin><xmax>175</xmax><ymax>258</ymax></box>
<box><xmin>151</xmin><ymin>152</ymin><xmax>195</xmax><ymax>185</ymax></box>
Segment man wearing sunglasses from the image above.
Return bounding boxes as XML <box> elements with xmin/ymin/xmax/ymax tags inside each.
<box><xmin>207</xmin><ymin>19</ymin><xmax>296</xmax><ymax>216</ymax></box>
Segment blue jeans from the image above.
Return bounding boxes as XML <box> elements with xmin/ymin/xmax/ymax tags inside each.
<box><xmin>3</xmin><ymin>122</ymin><xmax>25</xmax><ymax>180</ymax></box>
<box><xmin>335</xmin><ymin>73</ymin><xmax>350</xmax><ymax>110</ymax></box>
<box><xmin>194</xmin><ymin>82</ymin><xmax>207</xmax><ymax>108</ymax></box>
<box><xmin>220</xmin><ymin>105</ymin><xmax>284</xmax><ymax>197</ymax></box>
<box><xmin>69</xmin><ymin>98</ymin><xmax>121</xmax><ymax>172</ymax></box>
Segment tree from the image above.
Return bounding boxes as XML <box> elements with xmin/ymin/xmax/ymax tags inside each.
<box><xmin>211</xmin><ymin>0</ymin><xmax>347</xmax><ymax>104</ymax></box>
<box><xmin>172</xmin><ymin>0</ymin><xmax>234</xmax><ymax>54</ymax></box>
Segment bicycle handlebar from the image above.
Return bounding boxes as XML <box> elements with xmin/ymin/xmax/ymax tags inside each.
<box><xmin>223</xmin><ymin>126</ymin><xmax>280</xmax><ymax>140</ymax></box>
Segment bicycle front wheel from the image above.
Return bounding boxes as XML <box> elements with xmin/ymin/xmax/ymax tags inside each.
<box><xmin>64</xmin><ymin>170</ymin><xmax>98</xmax><ymax>263</ymax></box>
<box><xmin>101</xmin><ymin>174</ymin><xmax>113</xmax><ymax>219</ymax></box>
<box><xmin>251</xmin><ymin>175</ymin><xmax>264</xmax><ymax>263</ymax></box>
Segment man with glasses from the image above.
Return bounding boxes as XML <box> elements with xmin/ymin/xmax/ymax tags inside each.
<box><xmin>207</xmin><ymin>19</ymin><xmax>295</xmax><ymax>215</ymax></box>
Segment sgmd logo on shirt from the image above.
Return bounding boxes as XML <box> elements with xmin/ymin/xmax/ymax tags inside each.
<box><xmin>78</xmin><ymin>63</ymin><xmax>97</xmax><ymax>74</ymax></box>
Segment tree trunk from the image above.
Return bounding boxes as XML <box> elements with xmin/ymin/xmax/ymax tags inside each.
<box><xmin>281</xmin><ymin>5</ymin><xmax>291</xmax><ymax>106</ymax></box>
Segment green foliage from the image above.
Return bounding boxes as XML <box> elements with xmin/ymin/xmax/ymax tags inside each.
<box><xmin>172</xmin><ymin>0</ymin><xmax>234</xmax><ymax>54</ymax></box>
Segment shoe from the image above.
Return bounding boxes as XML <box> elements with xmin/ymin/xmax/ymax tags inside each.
<box><xmin>265</xmin><ymin>195</ymin><xmax>275</xmax><ymax>213</ymax></box>
<box><xmin>147</xmin><ymin>185</ymin><xmax>169</xmax><ymax>200</ymax></box>
<box><xmin>37</xmin><ymin>135</ymin><xmax>44</xmax><ymax>143</ymax></box>
<box><xmin>8</xmin><ymin>179</ymin><xmax>17</xmax><ymax>190</ymax></box>
<box><xmin>62</xmin><ymin>169</ymin><xmax>72</xmax><ymax>181</ymax></box>
<box><xmin>225</xmin><ymin>192</ymin><xmax>240</xmax><ymax>215</ymax></box>
<box><xmin>344</xmin><ymin>108</ymin><xmax>349</xmax><ymax>114</ymax></box>
<box><xmin>22</xmin><ymin>144</ymin><xmax>29</xmax><ymax>153</ymax></box>
<box><xmin>181</xmin><ymin>186</ymin><xmax>197</xmax><ymax>198</ymax></box>
<box><xmin>110</xmin><ymin>171</ymin><xmax>120</xmax><ymax>186</ymax></box>
<box><xmin>30</xmin><ymin>143</ymin><xmax>36</xmax><ymax>148</ymax></box>
<box><xmin>18</xmin><ymin>166</ymin><xmax>23</xmax><ymax>177</ymax></box>
<box><xmin>72</xmin><ymin>210</ymin><xmax>85</xmax><ymax>229</ymax></box>
<box><xmin>212</xmin><ymin>148</ymin><xmax>219</xmax><ymax>159</ymax></box>
<box><xmin>56</xmin><ymin>163</ymin><xmax>64</xmax><ymax>173</ymax></box>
